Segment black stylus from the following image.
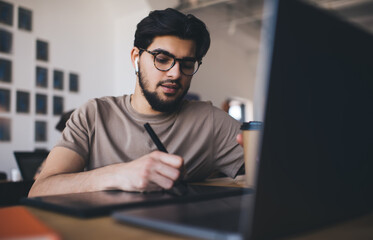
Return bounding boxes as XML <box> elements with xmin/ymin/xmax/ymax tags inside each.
<box><xmin>144</xmin><ymin>123</ymin><xmax>188</xmax><ymax>196</ymax></box>
<box><xmin>144</xmin><ymin>123</ymin><xmax>168</xmax><ymax>153</ymax></box>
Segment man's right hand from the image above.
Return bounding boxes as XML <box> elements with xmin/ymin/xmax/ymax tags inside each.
<box><xmin>29</xmin><ymin>147</ymin><xmax>184</xmax><ymax>197</ymax></box>
<box><xmin>110</xmin><ymin>151</ymin><xmax>183</xmax><ymax>192</ymax></box>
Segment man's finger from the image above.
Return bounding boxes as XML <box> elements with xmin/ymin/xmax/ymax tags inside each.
<box><xmin>151</xmin><ymin>151</ymin><xmax>183</xmax><ymax>168</ymax></box>
<box><xmin>149</xmin><ymin>171</ymin><xmax>175</xmax><ymax>190</ymax></box>
<box><xmin>154</xmin><ymin>162</ymin><xmax>180</xmax><ymax>180</ymax></box>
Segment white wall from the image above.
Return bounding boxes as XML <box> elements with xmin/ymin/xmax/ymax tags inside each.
<box><xmin>113</xmin><ymin>5</ymin><xmax>151</xmax><ymax>97</ymax></box>
<box><xmin>190</xmin><ymin>31</ymin><xmax>258</xmax><ymax>109</ymax></box>
<box><xmin>0</xmin><ymin>0</ymin><xmax>150</xmax><ymax>178</ymax></box>
<box><xmin>187</xmin><ymin>8</ymin><xmax>260</xmax><ymax>118</ymax></box>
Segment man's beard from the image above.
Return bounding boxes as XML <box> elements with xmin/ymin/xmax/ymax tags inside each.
<box><xmin>138</xmin><ymin>67</ymin><xmax>189</xmax><ymax>113</ymax></box>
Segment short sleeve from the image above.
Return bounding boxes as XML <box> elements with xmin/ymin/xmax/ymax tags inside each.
<box><xmin>212</xmin><ymin>107</ymin><xmax>244</xmax><ymax>178</ymax></box>
<box><xmin>55</xmin><ymin>99</ymin><xmax>97</xmax><ymax>162</ymax></box>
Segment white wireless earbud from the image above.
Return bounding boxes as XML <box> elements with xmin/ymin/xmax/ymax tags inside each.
<box><xmin>135</xmin><ymin>58</ymin><xmax>139</xmax><ymax>73</ymax></box>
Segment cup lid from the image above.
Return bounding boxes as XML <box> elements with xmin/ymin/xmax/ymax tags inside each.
<box><xmin>240</xmin><ymin>121</ymin><xmax>263</xmax><ymax>130</ymax></box>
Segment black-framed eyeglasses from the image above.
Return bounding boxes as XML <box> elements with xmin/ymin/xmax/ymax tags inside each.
<box><xmin>138</xmin><ymin>47</ymin><xmax>201</xmax><ymax>76</ymax></box>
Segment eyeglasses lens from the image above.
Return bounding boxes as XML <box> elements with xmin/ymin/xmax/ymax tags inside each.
<box><xmin>154</xmin><ymin>53</ymin><xmax>198</xmax><ymax>76</ymax></box>
<box><xmin>154</xmin><ymin>53</ymin><xmax>174</xmax><ymax>70</ymax></box>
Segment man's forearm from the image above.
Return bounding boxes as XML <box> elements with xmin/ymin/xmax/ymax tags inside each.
<box><xmin>28</xmin><ymin>164</ymin><xmax>119</xmax><ymax>197</ymax></box>
<box><xmin>29</xmin><ymin>151</ymin><xmax>183</xmax><ymax>197</ymax></box>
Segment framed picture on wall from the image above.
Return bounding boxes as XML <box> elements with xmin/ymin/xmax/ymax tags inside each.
<box><xmin>0</xmin><ymin>1</ymin><xmax>13</xmax><ymax>26</ymax></box>
<box><xmin>0</xmin><ymin>117</ymin><xmax>11</xmax><ymax>141</ymax></box>
<box><xmin>36</xmin><ymin>39</ymin><xmax>48</xmax><ymax>61</ymax></box>
<box><xmin>36</xmin><ymin>66</ymin><xmax>47</xmax><ymax>88</ymax></box>
<box><xmin>16</xmin><ymin>90</ymin><xmax>29</xmax><ymax>113</ymax></box>
<box><xmin>35</xmin><ymin>93</ymin><xmax>47</xmax><ymax>114</ymax></box>
<box><xmin>0</xmin><ymin>29</ymin><xmax>12</xmax><ymax>53</ymax></box>
<box><xmin>0</xmin><ymin>58</ymin><xmax>11</xmax><ymax>83</ymax></box>
<box><xmin>0</xmin><ymin>88</ymin><xmax>10</xmax><ymax>112</ymax></box>
<box><xmin>53</xmin><ymin>70</ymin><xmax>63</xmax><ymax>90</ymax></box>
<box><xmin>18</xmin><ymin>7</ymin><xmax>32</xmax><ymax>31</ymax></box>
<box><xmin>69</xmin><ymin>73</ymin><xmax>79</xmax><ymax>92</ymax></box>
<box><xmin>53</xmin><ymin>96</ymin><xmax>63</xmax><ymax>115</ymax></box>
<box><xmin>35</xmin><ymin>120</ymin><xmax>47</xmax><ymax>142</ymax></box>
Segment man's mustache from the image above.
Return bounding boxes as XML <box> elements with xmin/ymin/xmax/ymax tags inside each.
<box><xmin>157</xmin><ymin>80</ymin><xmax>182</xmax><ymax>88</ymax></box>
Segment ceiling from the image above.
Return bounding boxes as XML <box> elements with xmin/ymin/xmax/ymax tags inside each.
<box><xmin>308</xmin><ymin>0</ymin><xmax>373</xmax><ymax>33</ymax></box>
<box><xmin>172</xmin><ymin>0</ymin><xmax>373</xmax><ymax>38</ymax></box>
<box><xmin>145</xmin><ymin>0</ymin><xmax>373</xmax><ymax>54</ymax></box>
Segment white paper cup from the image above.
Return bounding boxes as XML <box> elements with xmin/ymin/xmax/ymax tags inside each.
<box><xmin>241</xmin><ymin>121</ymin><xmax>263</xmax><ymax>187</ymax></box>
<box><xmin>11</xmin><ymin>168</ymin><xmax>22</xmax><ymax>182</ymax></box>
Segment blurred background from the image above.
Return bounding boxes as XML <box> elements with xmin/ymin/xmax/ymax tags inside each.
<box><xmin>0</xmin><ymin>0</ymin><xmax>372</xmax><ymax>179</ymax></box>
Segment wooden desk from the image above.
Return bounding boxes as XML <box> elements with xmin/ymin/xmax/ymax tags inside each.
<box><xmin>26</xmin><ymin>177</ymin><xmax>373</xmax><ymax>240</ymax></box>
<box><xmin>27</xmin><ymin>207</ymin><xmax>190</xmax><ymax>240</ymax></box>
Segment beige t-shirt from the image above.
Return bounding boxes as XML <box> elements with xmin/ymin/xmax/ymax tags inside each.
<box><xmin>56</xmin><ymin>95</ymin><xmax>243</xmax><ymax>181</ymax></box>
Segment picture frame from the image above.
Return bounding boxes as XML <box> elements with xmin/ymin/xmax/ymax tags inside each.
<box><xmin>0</xmin><ymin>58</ymin><xmax>11</xmax><ymax>83</ymax></box>
<box><xmin>0</xmin><ymin>29</ymin><xmax>12</xmax><ymax>53</ymax></box>
<box><xmin>18</xmin><ymin>7</ymin><xmax>32</xmax><ymax>31</ymax></box>
<box><xmin>16</xmin><ymin>90</ymin><xmax>30</xmax><ymax>113</ymax></box>
<box><xmin>53</xmin><ymin>96</ymin><xmax>63</xmax><ymax>115</ymax></box>
<box><xmin>69</xmin><ymin>73</ymin><xmax>79</xmax><ymax>92</ymax></box>
<box><xmin>35</xmin><ymin>120</ymin><xmax>47</xmax><ymax>142</ymax></box>
<box><xmin>0</xmin><ymin>88</ymin><xmax>10</xmax><ymax>112</ymax></box>
<box><xmin>0</xmin><ymin>1</ymin><xmax>13</xmax><ymax>26</ymax></box>
<box><xmin>0</xmin><ymin>117</ymin><xmax>11</xmax><ymax>141</ymax></box>
<box><xmin>35</xmin><ymin>93</ymin><xmax>47</xmax><ymax>114</ymax></box>
<box><xmin>36</xmin><ymin>39</ymin><xmax>48</xmax><ymax>61</ymax></box>
<box><xmin>36</xmin><ymin>66</ymin><xmax>47</xmax><ymax>88</ymax></box>
<box><xmin>53</xmin><ymin>70</ymin><xmax>63</xmax><ymax>90</ymax></box>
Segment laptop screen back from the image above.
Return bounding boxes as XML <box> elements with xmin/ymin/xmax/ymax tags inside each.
<box><xmin>246</xmin><ymin>0</ymin><xmax>373</xmax><ymax>239</ymax></box>
<box><xmin>14</xmin><ymin>151</ymin><xmax>49</xmax><ymax>181</ymax></box>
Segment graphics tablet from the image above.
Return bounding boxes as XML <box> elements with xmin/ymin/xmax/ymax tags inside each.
<box><xmin>21</xmin><ymin>185</ymin><xmax>250</xmax><ymax>218</ymax></box>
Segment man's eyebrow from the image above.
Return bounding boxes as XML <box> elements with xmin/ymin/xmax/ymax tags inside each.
<box><xmin>151</xmin><ymin>48</ymin><xmax>174</xmax><ymax>56</ymax></box>
<box><xmin>151</xmin><ymin>48</ymin><xmax>196</xmax><ymax>61</ymax></box>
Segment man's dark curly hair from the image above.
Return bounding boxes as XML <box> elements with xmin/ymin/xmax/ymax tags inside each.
<box><xmin>134</xmin><ymin>8</ymin><xmax>210</xmax><ymax>61</ymax></box>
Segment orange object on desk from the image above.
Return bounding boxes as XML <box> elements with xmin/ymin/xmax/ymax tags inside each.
<box><xmin>0</xmin><ymin>206</ymin><xmax>60</xmax><ymax>240</ymax></box>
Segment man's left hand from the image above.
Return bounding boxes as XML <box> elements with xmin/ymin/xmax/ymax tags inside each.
<box><xmin>236</xmin><ymin>133</ymin><xmax>243</xmax><ymax>147</ymax></box>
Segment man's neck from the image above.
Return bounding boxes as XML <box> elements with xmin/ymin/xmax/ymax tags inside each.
<box><xmin>130</xmin><ymin>91</ymin><xmax>161</xmax><ymax>115</ymax></box>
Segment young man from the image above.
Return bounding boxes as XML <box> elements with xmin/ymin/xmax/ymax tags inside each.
<box><xmin>29</xmin><ymin>8</ymin><xmax>244</xmax><ymax>197</ymax></box>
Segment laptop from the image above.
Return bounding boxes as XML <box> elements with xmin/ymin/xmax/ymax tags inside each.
<box><xmin>113</xmin><ymin>0</ymin><xmax>373</xmax><ymax>239</ymax></box>
<box><xmin>14</xmin><ymin>151</ymin><xmax>49</xmax><ymax>181</ymax></box>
